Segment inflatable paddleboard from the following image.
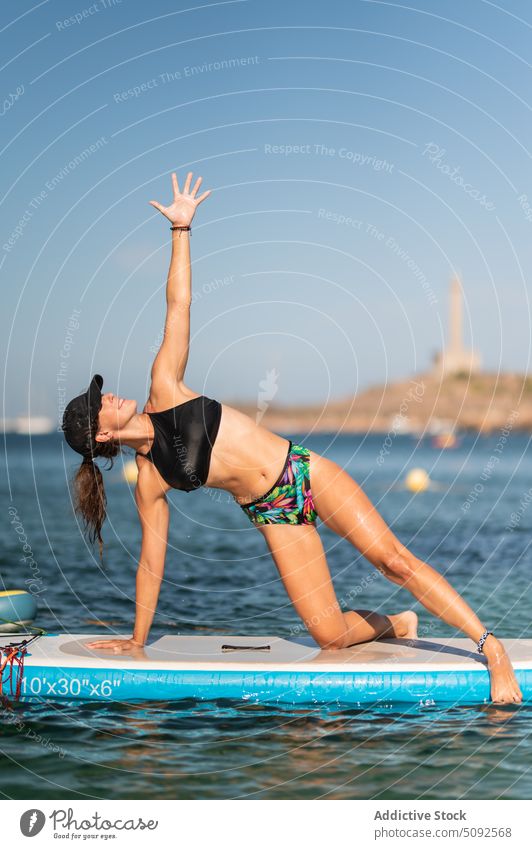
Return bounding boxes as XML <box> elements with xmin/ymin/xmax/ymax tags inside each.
<box><xmin>1</xmin><ymin>633</ymin><xmax>531</xmax><ymax>705</ymax></box>
<box><xmin>0</xmin><ymin>590</ymin><xmax>37</xmax><ymax>633</ymax></box>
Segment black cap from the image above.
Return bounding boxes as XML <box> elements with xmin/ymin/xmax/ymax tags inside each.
<box><xmin>62</xmin><ymin>374</ymin><xmax>104</xmax><ymax>458</ymax></box>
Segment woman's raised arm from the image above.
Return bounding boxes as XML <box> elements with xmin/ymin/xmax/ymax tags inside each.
<box><xmin>149</xmin><ymin>171</ymin><xmax>211</xmax><ymax>385</ymax></box>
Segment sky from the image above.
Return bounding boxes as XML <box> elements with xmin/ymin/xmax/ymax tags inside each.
<box><xmin>2</xmin><ymin>0</ymin><xmax>532</xmax><ymax>421</ymax></box>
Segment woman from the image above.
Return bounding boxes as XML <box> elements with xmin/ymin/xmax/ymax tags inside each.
<box><xmin>62</xmin><ymin>171</ymin><xmax>522</xmax><ymax>704</ymax></box>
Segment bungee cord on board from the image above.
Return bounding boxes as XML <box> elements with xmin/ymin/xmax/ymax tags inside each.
<box><xmin>0</xmin><ymin>619</ymin><xmax>46</xmax><ymax>704</ymax></box>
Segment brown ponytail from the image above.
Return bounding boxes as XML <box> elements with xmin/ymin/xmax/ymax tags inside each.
<box><xmin>72</xmin><ymin>426</ymin><xmax>120</xmax><ymax>561</ymax></box>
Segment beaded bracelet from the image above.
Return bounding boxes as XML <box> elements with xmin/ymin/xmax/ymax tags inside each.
<box><xmin>170</xmin><ymin>225</ymin><xmax>191</xmax><ymax>235</ymax></box>
<box><xmin>477</xmin><ymin>629</ymin><xmax>493</xmax><ymax>654</ymax></box>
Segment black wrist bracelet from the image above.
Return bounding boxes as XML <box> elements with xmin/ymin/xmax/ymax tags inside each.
<box><xmin>170</xmin><ymin>225</ymin><xmax>191</xmax><ymax>234</ymax></box>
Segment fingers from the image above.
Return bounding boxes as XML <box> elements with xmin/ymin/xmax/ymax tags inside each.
<box><xmin>85</xmin><ymin>640</ymin><xmax>128</xmax><ymax>650</ymax></box>
<box><xmin>183</xmin><ymin>171</ymin><xmax>193</xmax><ymax>194</ymax></box>
<box><xmin>191</xmin><ymin>175</ymin><xmax>202</xmax><ymax>197</ymax></box>
<box><xmin>196</xmin><ymin>189</ymin><xmax>212</xmax><ymax>204</ymax></box>
<box><xmin>171</xmin><ymin>171</ymin><xmax>179</xmax><ymax>198</ymax></box>
<box><xmin>152</xmin><ymin>173</ymin><xmax>211</xmax><ymax>212</ymax></box>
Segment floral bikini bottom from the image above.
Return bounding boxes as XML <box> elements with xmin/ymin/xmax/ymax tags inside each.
<box><xmin>239</xmin><ymin>440</ymin><xmax>318</xmax><ymax>526</ymax></box>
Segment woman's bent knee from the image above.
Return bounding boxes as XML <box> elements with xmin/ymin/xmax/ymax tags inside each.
<box><xmin>310</xmin><ymin>622</ymin><xmax>349</xmax><ymax>650</ymax></box>
<box><xmin>379</xmin><ymin>549</ymin><xmax>417</xmax><ymax>585</ymax></box>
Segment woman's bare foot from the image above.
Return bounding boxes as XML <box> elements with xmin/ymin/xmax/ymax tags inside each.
<box><xmin>386</xmin><ymin>610</ymin><xmax>418</xmax><ymax>640</ymax></box>
<box><xmin>483</xmin><ymin>635</ymin><xmax>523</xmax><ymax>704</ymax></box>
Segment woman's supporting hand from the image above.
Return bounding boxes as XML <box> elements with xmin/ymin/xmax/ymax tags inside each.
<box><xmin>85</xmin><ymin>637</ymin><xmax>147</xmax><ymax>658</ymax></box>
<box><xmin>149</xmin><ymin>171</ymin><xmax>211</xmax><ymax>226</ymax></box>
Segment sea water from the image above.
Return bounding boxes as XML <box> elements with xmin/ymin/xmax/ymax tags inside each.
<box><xmin>1</xmin><ymin>431</ymin><xmax>531</xmax><ymax>799</ymax></box>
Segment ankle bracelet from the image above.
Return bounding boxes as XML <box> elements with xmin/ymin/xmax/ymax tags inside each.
<box><xmin>477</xmin><ymin>629</ymin><xmax>493</xmax><ymax>654</ymax></box>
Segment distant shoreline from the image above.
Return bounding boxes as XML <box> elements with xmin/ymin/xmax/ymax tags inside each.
<box><xmin>229</xmin><ymin>370</ymin><xmax>532</xmax><ymax>436</ymax></box>
<box><xmin>5</xmin><ymin>371</ymin><xmax>532</xmax><ymax>436</ymax></box>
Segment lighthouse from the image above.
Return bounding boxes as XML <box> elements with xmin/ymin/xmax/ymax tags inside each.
<box><xmin>433</xmin><ymin>275</ymin><xmax>481</xmax><ymax>377</ymax></box>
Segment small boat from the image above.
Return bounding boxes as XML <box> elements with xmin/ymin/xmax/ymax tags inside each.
<box><xmin>431</xmin><ymin>432</ymin><xmax>460</xmax><ymax>449</ymax></box>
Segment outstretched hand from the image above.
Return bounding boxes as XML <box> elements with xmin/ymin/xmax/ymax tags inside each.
<box><xmin>149</xmin><ymin>171</ymin><xmax>212</xmax><ymax>226</ymax></box>
<box><xmin>85</xmin><ymin>638</ymin><xmax>147</xmax><ymax>658</ymax></box>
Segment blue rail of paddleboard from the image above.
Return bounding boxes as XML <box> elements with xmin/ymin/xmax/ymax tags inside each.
<box><xmin>3</xmin><ymin>664</ymin><xmax>532</xmax><ymax>703</ymax></box>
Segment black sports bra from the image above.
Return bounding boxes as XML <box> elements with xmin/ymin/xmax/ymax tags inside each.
<box><xmin>136</xmin><ymin>395</ymin><xmax>222</xmax><ymax>491</ymax></box>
